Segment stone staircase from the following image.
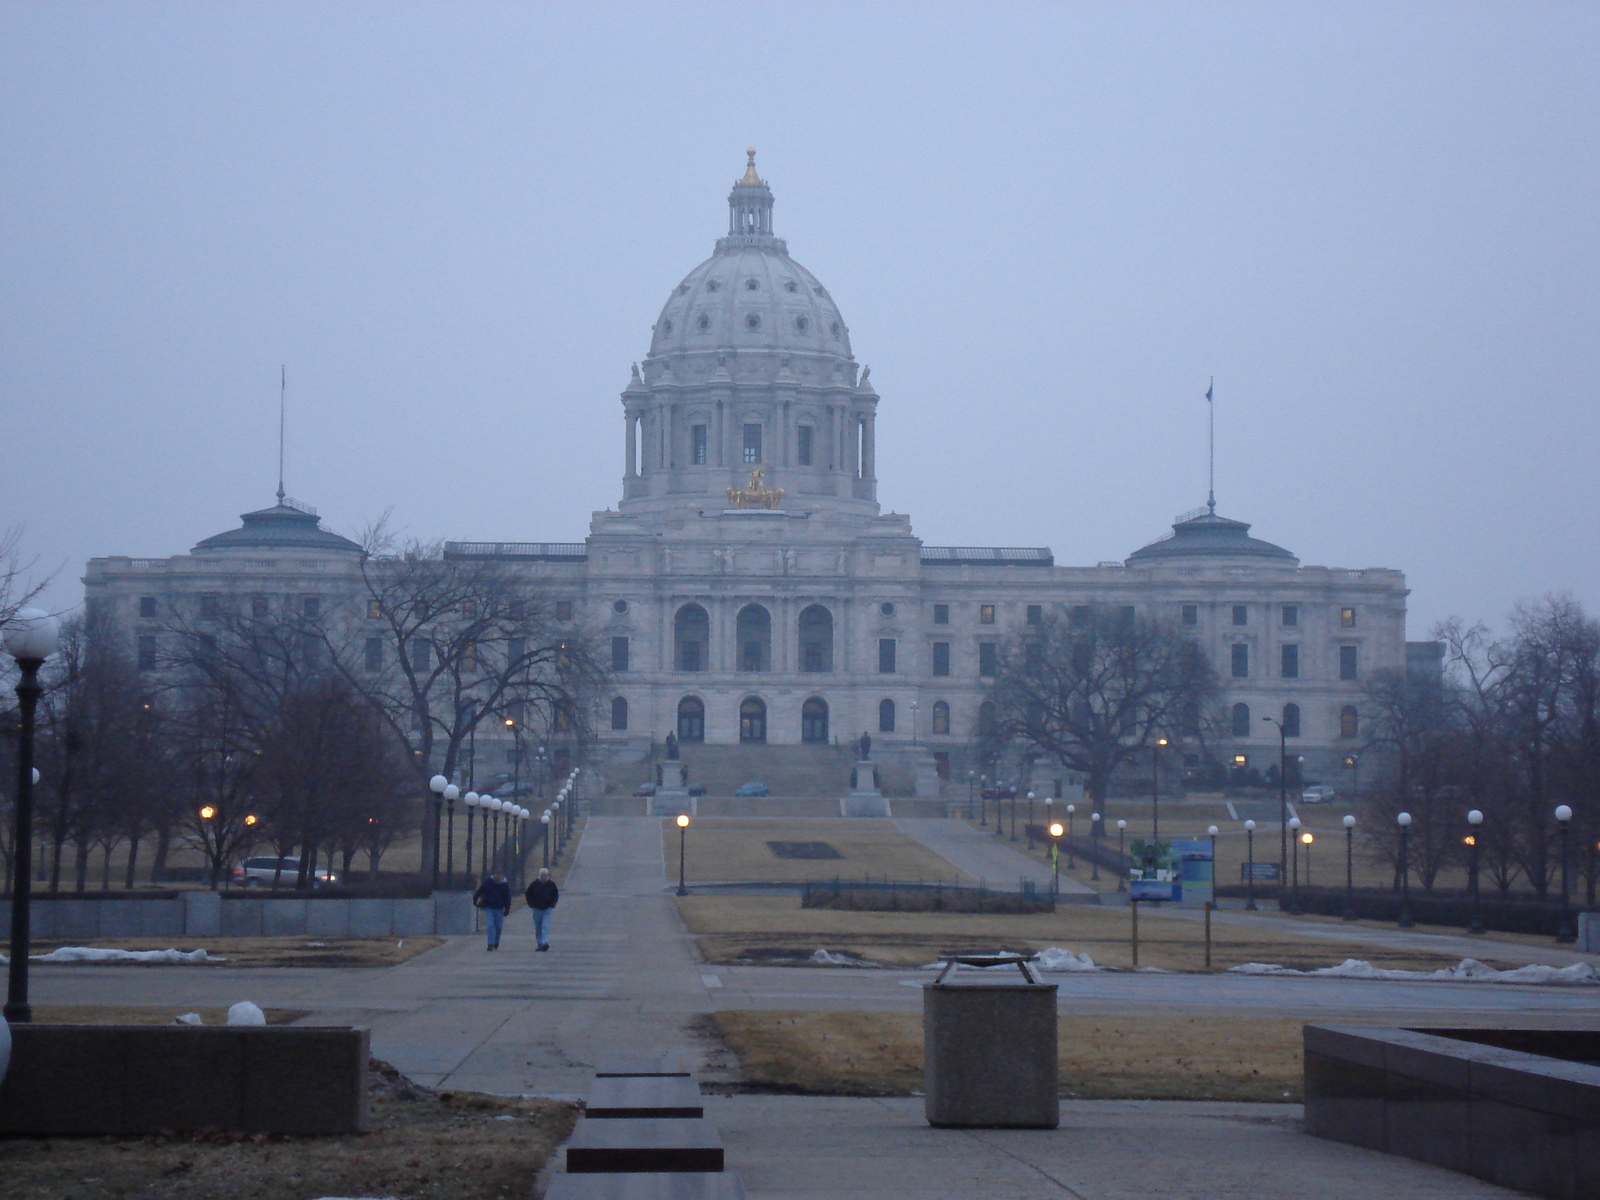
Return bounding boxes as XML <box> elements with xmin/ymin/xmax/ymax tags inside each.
<box><xmin>623</xmin><ymin>743</ymin><xmax>854</xmax><ymax>799</ymax></box>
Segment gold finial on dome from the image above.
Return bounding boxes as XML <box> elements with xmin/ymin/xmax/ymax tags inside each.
<box><xmin>740</xmin><ymin>147</ymin><xmax>762</xmax><ymax>186</ymax></box>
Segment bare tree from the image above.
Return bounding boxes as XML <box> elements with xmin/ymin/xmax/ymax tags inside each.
<box><xmin>982</xmin><ymin>607</ymin><xmax>1214</xmax><ymax>807</ymax></box>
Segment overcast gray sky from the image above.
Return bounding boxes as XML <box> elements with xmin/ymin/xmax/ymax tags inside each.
<box><xmin>3</xmin><ymin>2</ymin><xmax>1596</xmax><ymax>637</ymax></box>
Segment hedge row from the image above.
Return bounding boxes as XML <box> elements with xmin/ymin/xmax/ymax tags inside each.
<box><xmin>1273</xmin><ymin>885</ymin><xmax>1586</xmax><ymax>936</ymax></box>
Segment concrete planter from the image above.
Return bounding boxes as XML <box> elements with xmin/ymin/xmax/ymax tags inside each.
<box><xmin>923</xmin><ymin>960</ymin><xmax>1058</xmax><ymax>1128</ymax></box>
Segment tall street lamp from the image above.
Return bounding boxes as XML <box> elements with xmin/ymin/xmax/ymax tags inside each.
<box><xmin>463</xmin><ymin>792</ymin><xmax>479</xmax><ymax>879</ymax></box>
<box><xmin>1244</xmin><ymin>819</ymin><xmax>1258</xmax><ymax>911</ymax></box>
<box><xmin>1342</xmin><ymin>814</ymin><xmax>1357</xmax><ymax>920</ymax></box>
<box><xmin>1396</xmin><ymin>811</ymin><xmax>1414</xmax><ymax>928</ymax></box>
<box><xmin>1151</xmin><ymin>737</ymin><xmax>1167</xmax><ymax>842</ymax></box>
<box><xmin>1287</xmin><ymin>817</ymin><xmax>1303</xmax><ymax>914</ymax></box>
<box><xmin>443</xmin><ymin>784</ymin><xmax>460</xmax><ymax>887</ymax></box>
<box><xmin>541</xmin><ymin>810</ymin><xmax>552</xmax><ymax>868</ymax></box>
<box><xmin>1027</xmin><ymin>791</ymin><xmax>1036</xmax><ymax>839</ymax></box>
<box><xmin>980</xmin><ymin>775</ymin><xmax>988</xmax><ymax>827</ymax></box>
<box><xmin>1115</xmin><ymin>819</ymin><xmax>1127</xmax><ymax>892</ymax></box>
<box><xmin>1048</xmin><ymin>820</ymin><xmax>1064</xmax><ymax>896</ymax></box>
<box><xmin>1466</xmin><ymin>809</ymin><xmax>1484</xmax><ymax>934</ymax></box>
<box><xmin>5</xmin><ymin>607</ymin><xmax>60</xmax><ymax>1024</ymax></box>
<box><xmin>1066</xmin><ymin>804</ymin><xmax>1076</xmax><ymax>868</ymax></box>
<box><xmin>551</xmin><ymin>800</ymin><xmax>563</xmax><ymax>866</ymax></box>
<box><xmin>1090</xmin><ymin>813</ymin><xmax>1102</xmax><ymax>882</ymax></box>
<box><xmin>1302</xmin><ymin>831</ymin><xmax>1314</xmax><ymax>888</ymax></box>
<box><xmin>910</xmin><ymin>699</ymin><xmax>919</xmax><ymax>745</ymax></box>
<box><xmin>428</xmin><ymin>774</ymin><xmax>448</xmax><ymax>891</ymax></box>
<box><xmin>966</xmin><ymin>771</ymin><xmax>976</xmax><ymax>821</ymax></box>
<box><xmin>1261</xmin><ymin>717</ymin><xmax>1290</xmax><ymax>890</ymax></box>
<box><xmin>1556</xmin><ymin>805</ymin><xmax>1575</xmax><ymax>943</ymax></box>
<box><xmin>676</xmin><ymin>813</ymin><xmax>691</xmax><ymax>896</ymax></box>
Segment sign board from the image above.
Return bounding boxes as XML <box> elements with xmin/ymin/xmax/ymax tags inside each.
<box><xmin>1241</xmin><ymin>862</ymin><xmax>1282</xmax><ymax>882</ymax></box>
<box><xmin>1169</xmin><ymin>839</ymin><xmax>1213</xmax><ymax>861</ymax></box>
<box><xmin>1130</xmin><ymin>878</ymin><xmax>1179</xmax><ymax>901</ymax></box>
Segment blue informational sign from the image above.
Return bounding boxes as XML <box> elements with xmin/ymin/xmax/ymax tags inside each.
<box><xmin>1130</xmin><ymin>878</ymin><xmax>1179</xmax><ymax>901</ymax></box>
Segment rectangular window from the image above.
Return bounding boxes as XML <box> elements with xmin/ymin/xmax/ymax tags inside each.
<box><xmin>1026</xmin><ymin>604</ymin><xmax>1043</xmax><ymax>626</ymax></box>
<box><xmin>367</xmin><ymin>599</ymin><xmax>383</xmax><ymax>619</ymax></box>
<box><xmin>1281</xmin><ymin>644</ymin><xmax>1299</xmax><ymax>679</ymax></box>
<box><xmin>691</xmin><ymin>424</ymin><xmax>708</xmax><ymax>465</ymax></box>
<box><xmin>364</xmin><ymin>638</ymin><xmax>382</xmax><ymax>671</ymax></box>
<box><xmin>252</xmin><ymin>595</ymin><xmax>269</xmax><ymax>619</ymax></box>
<box><xmin>1340</xmin><ymin>644</ymin><xmax>1358</xmax><ymax>680</ymax></box>
<box><xmin>1025</xmin><ymin>641</ymin><xmax>1044</xmax><ymax>671</ymax></box>
<box><xmin>1341</xmin><ymin>607</ymin><xmax>1357</xmax><ymax>628</ymax></box>
<box><xmin>1070</xmin><ymin>605</ymin><xmax>1090</xmax><ymax>628</ymax></box>
<box><xmin>680</xmin><ymin>641</ymin><xmax>701</xmax><ymax>672</ymax></box>
<box><xmin>878</xmin><ymin>638</ymin><xmax>896</xmax><ymax>674</ymax></box>
<box><xmin>1231</xmin><ymin>644</ymin><xmax>1249</xmax><ymax>678</ymax></box>
<box><xmin>1281</xmin><ymin>605</ymin><xmax>1299</xmax><ymax>627</ymax></box>
<box><xmin>1232</xmin><ymin>605</ymin><xmax>1248</xmax><ymax>626</ymax></box>
<box><xmin>932</xmin><ymin>642</ymin><xmax>950</xmax><ymax>676</ymax></box>
<box><xmin>797</xmin><ymin>425</ymin><xmax>814</xmax><ymax>466</ymax></box>
<box><xmin>978</xmin><ymin>643</ymin><xmax>998</xmax><ymax>678</ymax></box>
<box><xmin>743</xmin><ymin>423</ymin><xmax>763</xmax><ymax>464</ymax></box>
<box><xmin>137</xmin><ymin>635</ymin><xmax>156</xmax><ymax>670</ymax></box>
<box><xmin>138</xmin><ymin>596</ymin><xmax>158</xmax><ymax>619</ymax></box>
<box><xmin>611</xmin><ymin>636</ymin><xmax>630</xmax><ymax>672</ymax></box>
<box><xmin>555</xmin><ymin>600</ymin><xmax>574</xmax><ymax>622</ymax></box>
<box><xmin>932</xmin><ymin>603</ymin><xmax>949</xmax><ymax>625</ymax></box>
<box><xmin>1119</xmin><ymin>605</ymin><xmax>1136</xmax><ymax>628</ymax></box>
<box><xmin>1181</xmin><ymin>604</ymin><xmax>1198</xmax><ymax>626</ymax></box>
<box><xmin>200</xmin><ymin>594</ymin><xmax>221</xmax><ymax>619</ymax></box>
<box><xmin>508</xmin><ymin>638</ymin><xmax>524</xmax><ymax>665</ymax></box>
<box><xmin>410</xmin><ymin>639</ymin><xmax>430</xmax><ymax>672</ymax></box>
<box><xmin>979</xmin><ymin>604</ymin><xmax>996</xmax><ymax>625</ymax></box>
<box><xmin>302</xmin><ymin>596</ymin><xmax>320</xmax><ymax>619</ymax></box>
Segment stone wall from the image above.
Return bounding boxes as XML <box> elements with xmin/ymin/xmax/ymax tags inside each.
<box><xmin>0</xmin><ymin>890</ymin><xmax>476</xmax><ymax>939</ymax></box>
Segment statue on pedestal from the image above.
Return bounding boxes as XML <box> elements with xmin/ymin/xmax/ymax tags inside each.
<box><xmin>665</xmin><ymin>732</ymin><xmax>680</xmax><ymax>761</ymax></box>
<box><xmin>858</xmin><ymin>732</ymin><xmax>872</xmax><ymax>761</ymax></box>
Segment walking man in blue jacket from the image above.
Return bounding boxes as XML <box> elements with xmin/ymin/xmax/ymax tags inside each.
<box><xmin>525</xmin><ymin>867</ymin><xmax>559</xmax><ymax>951</ymax></box>
<box><xmin>473</xmin><ymin>869</ymin><xmax>512</xmax><ymax>951</ymax></box>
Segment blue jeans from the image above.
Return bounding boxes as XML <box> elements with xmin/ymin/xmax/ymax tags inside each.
<box><xmin>531</xmin><ymin>907</ymin><xmax>552</xmax><ymax>947</ymax></box>
<box><xmin>485</xmin><ymin>907</ymin><xmax>505</xmax><ymax>947</ymax></box>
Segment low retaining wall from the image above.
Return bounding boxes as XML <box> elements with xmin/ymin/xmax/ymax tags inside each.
<box><xmin>0</xmin><ymin>1025</ymin><xmax>369</xmax><ymax>1134</ymax></box>
<box><xmin>1304</xmin><ymin>1024</ymin><xmax>1600</xmax><ymax>1200</ymax></box>
<box><xmin>0</xmin><ymin>890</ymin><xmax>476</xmax><ymax>939</ymax></box>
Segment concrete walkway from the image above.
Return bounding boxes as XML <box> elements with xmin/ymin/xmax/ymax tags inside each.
<box><xmin>894</xmin><ymin>817</ymin><xmax>1094</xmax><ymax>894</ymax></box>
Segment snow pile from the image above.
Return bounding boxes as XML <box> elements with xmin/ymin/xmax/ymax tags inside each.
<box><xmin>0</xmin><ymin>946</ymin><xmax>223</xmax><ymax>965</ymax></box>
<box><xmin>173</xmin><ymin>1012</ymin><xmax>203</xmax><ymax>1026</ymax></box>
<box><xmin>227</xmin><ymin>1000</ymin><xmax>267</xmax><ymax>1026</ymax></box>
<box><xmin>809</xmin><ymin>948</ymin><xmax>878</xmax><ymax>968</ymax></box>
<box><xmin>1229</xmin><ymin>957</ymin><xmax>1599</xmax><ymax>985</ymax></box>
<box><xmin>1035</xmin><ymin>947</ymin><xmax>1099</xmax><ymax>973</ymax></box>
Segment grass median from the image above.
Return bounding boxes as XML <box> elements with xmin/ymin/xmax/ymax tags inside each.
<box><xmin>26</xmin><ymin>935</ymin><xmax>446</xmax><ymax>968</ymax></box>
<box><xmin>665</xmin><ymin>818</ymin><xmax>973</xmax><ymax>885</ymax></box>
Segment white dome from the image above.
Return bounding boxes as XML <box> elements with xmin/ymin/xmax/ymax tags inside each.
<box><xmin>649</xmin><ymin>246</ymin><xmax>851</xmax><ymax>360</ymax></box>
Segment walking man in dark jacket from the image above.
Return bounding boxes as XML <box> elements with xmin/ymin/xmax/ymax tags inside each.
<box><xmin>525</xmin><ymin>867</ymin><xmax>559</xmax><ymax>951</ymax></box>
<box><xmin>473</xmin><ymin>870</ymin><xmax>512</xmax><ymax>951</ymax></box>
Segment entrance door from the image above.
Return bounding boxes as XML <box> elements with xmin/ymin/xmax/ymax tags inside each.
<box><xmin>677</xmin><ymin>696</ymin><xmax>705</xmax><ymax>742</ymax></box>
<box><xmin>801</xmin><ymin>697</ymin><xmax>829</xmax><ymax>743</ymax></box>
<box><xmin>739</xmin><ymin>697</ymin><xmax>767</xmax><ymax>743</ymax></box>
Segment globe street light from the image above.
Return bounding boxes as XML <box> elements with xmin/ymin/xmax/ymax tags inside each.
<box><xmin>1090</xmin><ymin>813</ymin><xmax>1102</xmax><ymax>882</ymax></box>
<box><xmin>463</xmin><ymin>792</ymin><xmax>480</xmax><ymax>878</ymax></box>
<box><xmin>485</xmin><ymin>797</ymin><xmax>502</xmax><ymax>871</ymax></box>
<box><xmin>1066</xmin><ymin>803</ymin><xmax>1076</xmax><ymax>868</ymax></box>
<box><xmin>1027</xmin><ymin>791</ymin><xmax>1036</xmax><ymax>839</ymax></box>
<box><xmin>1116</xmin><ymin>819</ymin><xmax>1127</xmax><ymax>892</ymax></box>
<box><xmin>1556</xmin><ymin>805</ymin><xmax>1575</xmax><ymax>943</ymax></box>
<box><xmin>541</xmin><ymin>810</ymin><xmax>552</xmax><ymax>868</ymax></box>
<box><xmin>1465</xmin><ymin>809</ymin><xmax>1484</xmax><ymax>934</ymax></box>
<box><xmin>1396</xmin><ymin>812</ymin><xmax>1414</xmax><ymax>929</ymax></box>
<box><xmin>1244</xmin><ymin>819</ymin><xmax>1258</xmax><ymax>911</ymax></box>
<box><xmin>1342</xmin><ymin>814</ymin><xmax>1357</xmax><ymax>920</ymax></box>
<box><xmin>443</xmin><ymin>784</ymin><xmax>460</xmax><ymax>887</ymax></box>
<box><xmin>676</xmin><ymin>813</ymin><xmax>691</xmax><ymax>896</ymax></box>
<box><xmin>1048</xmin><ymin>821</ymin><xmax>1064</xmax><ymax>896</ymax></box>
<box><xmin>551</xmin><ymin>800</ymin><xmax>563</xmax><ymax>866</ymax></box>
<box><xmin>1301</xmin><ymin>831</ymin><xmax>1314</xmax><ymax>888</ymax></box>
<box><xmin>1207</xmin><ymin>824</ymin><xmax>1219</xmax><ymax>899</ymax></box>
<box><xmin>5</xmin><ymin>606</ymin><xmax>60</xmax><ymax>1023</ymax></box>
<box><xmin>428</xmin><ymin>774</ymin><xmax>448</xmax><ymax>891</ymax></box>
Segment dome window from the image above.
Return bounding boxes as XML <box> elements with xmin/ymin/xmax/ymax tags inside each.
<box><xmin>705</xmin><ymin>280</ymin><xmax>720</xmax><ymax>292</ymax></box>
<box><xmin>794</xmin><ymin>316</ymin><xmax>810</xmax><ymax>331</ymax></box>
<box><xmin>678</xmin><ymin>284</ymin><xmax>689</xmax><ymax>295</ymax></box>
<box><xmin>784</xmin><ymin>280</ymin><xmax>798</xmax><ymax>292</ymax></box>
<box><xmin>745</xmin><ymin>278</ymin><xmax>760</xmax><ymax>290</ymax></box>
<box><xmin>815</xmin><ymin>286</ymin><xmax>829</xmax><ymax>297</ymax></box>
<box><xmin>746</xmin><ymin>313</ymin><xmax>761</xmax><ymax>329</ymax></box>
<box><xmin>697</xmin><ymin>313</ymin><xmax>710</xmax><ymax>331</ymax></box>
<box><xmin>830</xmin><ymin>321</ymin><xmax>841</xmax><ymax>338</ymax></box>
<box><xmin>662</xmin><ymin>319</ymin><xmax>673</xmax><ymax>334</ymax></box>
<box><xmin>613</xmin><ymin>599</ymin><xmax>629</xmax><ymax>614</ymax></box>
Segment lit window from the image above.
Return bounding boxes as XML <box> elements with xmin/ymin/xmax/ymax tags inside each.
<box><xmin>979</xmin><ymin>604</ymin><xmax>996</xmax><ymax>625</ymax></box>
<box><xmin>691</xmin><ymin>425</ymin><xmax>708</xmax><ymax>465</ymax></box>
<box><xmin>1231</xmin><ymin>644</ymin><xmax>1249</xmax><ymax>678</ymax></box>
<box><xmin>1340</xmin><ymin>706</ymin><xmax>1359</xmax><ymax>738</ymax></box>
<box><xmin>1181</xmin><ymin>604</ymin><xmax>1198</xmax><ymax>626</ymax></box>
<box><xmin>932</xmin><ymin>604</ymin><xmax>949</xmax><ymax>625</ymax></box>
<box><xmin>932</xmin><ymin>642</ymin><xmax>950</xmax><ymax>677</ymax></box>
<box><xmin>1281</xmin><ymin>645</ymin><xmax>1299</xmax><ymax>679</ymax></box>
<box><xmin>797</xmin><ymin>425</ymin><xmax>813</xmax><ymax>466</ymax></box>
<box><xmin>1232</xmin><ymin>605</ymin><xmax>1248</xmax><ymax>626</ymax></box>
<box><xmin>1341</xmin><ymin>607</ymin><xmax>1357</xmax><ymax>628</ymax></box>
<box><xmin>743</xmin><ymin>424</ymin><xmax>763</xmax><ymax>464</ymax></box>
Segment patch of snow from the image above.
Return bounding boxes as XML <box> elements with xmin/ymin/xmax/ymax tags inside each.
<box><xmin>1035</xmin><ymin>947</ymin><xmax>1099</xmax><ymax>973</ymax></box>
<box><xmin>173</xmin><ymin>1012</ymin><xmax>203</xmax><ymax>1026</ymax></box>
<box><xmin>227</xmin><ymin>1000</ymin><xmax>267</xmax><ymax>1026</ymax></box>
<box><xmin>809</xmin><ymin>948</ymin><xmax>878</xmax><ymax>968</ymax></box>
<box><xmin>1228</xmin><ymin>957</ymin><xmax>1599</xmax><ymax>985</ymax></box>
<box><xmin>0</xmin><ymin>946</ymin><xmax>223</xmax><ymax>965</ymax></box>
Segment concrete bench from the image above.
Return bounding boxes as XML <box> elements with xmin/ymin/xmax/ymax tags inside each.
<box><xmin>546</xmin><ymin>1173</ymin><xmax>746</xmax><ymax>1199</ymax></box>
<box><xmin>565</xmin><ymin>1116</ymin><xmax>725</xmax><ymax>1173</ymax></box>
<box><xmin>0</xmin><ymin>1024</ymin><xmax>368</xmax><ymax>1135</ymax></box>
<box><xmin>587</xmin><ymin>1074</ymin><xmax>705</xmax><ymax>1119</ymax></box>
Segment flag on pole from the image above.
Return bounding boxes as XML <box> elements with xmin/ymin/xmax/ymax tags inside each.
<box><xmin>1205</xmin><ymin>379</ymin><xmax>1213</xmax><ymax>403</ymax></box>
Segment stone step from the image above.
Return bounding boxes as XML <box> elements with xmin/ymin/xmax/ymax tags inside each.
<box><xmin>594</xmin><ymin>1055</ymin><xmax>693</xmax><ymax>1078</ymax></box>
<box><xmin>546</xmin><ymin>1173</ymin><xmax>746</xmax><ymax>1200</ymax></box>
<box><xmin>587</xmin><ymin>1075</ymin><xmax>705</xmax><ymax>1119</ymax></box>
<box><xmin>565</xmin><ymin>1116</ymin><xmax>725</xmax><ymax>1174</ymax></box>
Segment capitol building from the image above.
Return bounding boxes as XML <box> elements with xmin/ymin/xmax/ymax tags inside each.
<box><xmin>86</xmin><ymin>153</ymin><xmax>1410</xmax><ymax>797</ymax></box>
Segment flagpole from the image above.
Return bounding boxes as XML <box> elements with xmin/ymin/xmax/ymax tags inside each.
<box><xmin>1206</xmin><ymin>376</ymin><xmax>1215</xmax><ymax>513</ymax></box>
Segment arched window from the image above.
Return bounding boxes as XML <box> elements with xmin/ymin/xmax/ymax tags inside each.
<box><xmin>1232</xmin><ymin>702</ymin><xmax>1251</xmax><ymax>738</ymax></box>
<box><xmin>675</xmin><ymin>604</ymin><xmax>709</xmax><ymax>672</ymax></box>
<box><xmin>1282</xmin><ymin>702</ymin><xmax>1301</xmax><ymax>739</ymax></box>
<box><xmin>677</xmin><ymin>696</ymin><xmax>705</xmax><ymax>742</ymax></box>
<box><xmin>740</xmin><ymin>696</ymin><xmax>767</xmax><ymax>743</ymax></box>
<box><xmin>878</xmin><ymin>699</ymin><xmax>896</xmax><ymax>733</ymax></box>
<box><xmin>931</xmin><ymin>700</ymin><xmax>950</xmax><ymax>736</ymax></box>
<box><xmin>801</xmin><ymin>697</ymin><xmax>829</xmax><ymax>743</ymax></box>
<box><xmin>977</xmin><ymin>701</ymin><xmax>997</xmax><ymax>738</ymax></box>
<box><xmin>798</xmin><ymin>604</ymin><xmax>833</xmax><ymax>673</ymax></box>
<box><xmin>1340</xmin><ymin>705</ymin><xmax>1359</xmax><ymax>739</ymax></box>
<box><xmin>611</xmin><ymin>697</ymin><xmax>628</xmax><ymax>731</ymax></box>
<box><xmin>737</xmin><ymin>604</ymin><xmax>771</xmax><ymax>673</ymax></box>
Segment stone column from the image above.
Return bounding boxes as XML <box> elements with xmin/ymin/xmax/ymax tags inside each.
<box><xmin>862</xmin><ymin>412</ymin><xmax>876</xmax><ymax>489</ymax></box>
<box><xmin>625</xmin><ymin>411</ymin><xmax>638</xmax><ymax>479</ymax></box>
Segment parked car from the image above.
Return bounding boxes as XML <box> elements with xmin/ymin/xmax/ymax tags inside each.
<box><xmin>734</xmin><ymin>780</ymin><xmax>770</xmax><ymax>797</ymax></box>
<box><xmin>981</xmin><ymin>784</ymin><xmax>1019</xmax><ymax>800</ymax></box>
<box><xmin>633</xmin><ymin>783</ymin><xmax>657</xmax><ymax>797</ymax></box>
<box><xmin>688</xmin><ymin>784</ymin><xmax>707</xmax><ymax>797</ymax></box>
<box><xmin>232</xmin><ymin>856</ymin><xmax>336</xmax><ymax>888</ymax></box>
<box><xmin>1301</xmin><ymin>785</ymin><xmax>1337</xmax><ymax>804</ymax></box>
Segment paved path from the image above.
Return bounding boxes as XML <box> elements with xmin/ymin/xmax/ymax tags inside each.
<box><xmin>894</xmin><ymin>817</ymin><xmax>1094</xmax><ymax>894</ymax></box>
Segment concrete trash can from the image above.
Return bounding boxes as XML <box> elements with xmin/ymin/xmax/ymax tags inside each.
<box><xmin>923</xmin><ymin>954</ymin><xmax>1058</xmax><ymax>1128</ymax></box>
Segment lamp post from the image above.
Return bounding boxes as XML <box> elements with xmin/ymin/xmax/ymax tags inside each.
<box><xmin>428</xmin><ymin>774</ymin><xmax>448</xmax><ymax>891</ymax></box>
<box><xmin>911</xmin><ymin>699</ymin><xmax>919</xmax><ymax>745</ymax></box>
<box><xmin>675</xmin><ymin>813</ymin><xmax>691</xmax><ymax>895</ymax></box>
<box><xmin>1465</xmin><ymin>809</ymin><xmax>1484</xmax><ymax>934</ymax></box>
<box><xmin>1090</xmin><ymin>813</ymin><xmax>1102</xmax><ymax>882</ymax></box>
<box><xmin>1287</xmin><ymin>816</ymin><xmax>1303</xmax><ymax>914</ymax></box>
<box><xmin>1244</xmin><ymin>819</ymin><xmax>1258</xmax><ymax>911</ymax></box>
<box><xmin>1342</xmin><ymin>814</ymin><xmax>1357</xmax><ymax>920</ymax></box>
<box><xmin>505</xmin><ymin>716</ymin><xmax>523</xmax><ymax>811</ymax></box>
<box><xmin>443</xmin><ymin>784</ymin><xmax>460</xmax><ymax>887</ymax></box>
<box><xmin>1396</xmin><ymin>812</ymin><xmax>1414</xmax><ymax>928</ymax></box>
<box><xmin>1049</xmin><ymin>821</ymin><xmax>1064</xmax><ymax>896</ymax></box>
<box><xmin>487</xmin><ymin>797</ymin><xmax>503</xmax><ymax>870</ymax></box>
<box><xmin>5</xmin><ymin>607</ymin><xmax>60</xmax><ymax>1024</ymax></box>
<box><xmin>1262</xmin><ymin>716</ymin><xmax>1289</xmax><ymax>890</ymax></box>
<box><xmin>1027</xmin><ymin>791</ymin><xmax>1036</xmax><ymax>840</ymax></box>
<box><xmin>1116</xmin><ymin>819</ymin><xmax>1127</xmax><ymax>892</ymax></box>
<box><xmin>979</xmin><ymin>774</ymin><xmax>988</xmax><ymax>827</ymax></box>
<box><xmin>551</xmin><ymin>799</ymin><xmax>563</xmax><ymax>866</ymax></box>
<box><xmin>541</xmin><ymin>810</ymin><xmax>551</xmax><ymax>868</ymax></box>
<box><xmin>1207</xmin><ymin>824</ymin><xmax>1219</xmax><ymax>901</ymax></box>
<box><xmin>1009</xmin><ymin>786</ymin><xmax>1018</xmax><ymax>842</ymax></box>
<box><xmin>463</xmin><ymin>792</ymin><xmax>479</xmax><ymax>879</ymax></box>
<box><xmin>1151</xmin><ymin>737</ymin><xmax>1167</xmax><ymax>842</ymax></box>
<box><xmin>1066</xmin><ymin>804</ymin><xmax>1076</xmax><ymax>868</ymax></box>
<box><xmin>1556</xmin><ymin>805</ymin><xmax>1575</xmax><ymax>943</ymax></box>
<box><xmin>966</xmin><ymin>771</ymin><xmax>976</xmax><ymax>820</ymax></box>
<box><xmin>1302</xmin><ymin>831</ymin><xmax>1314</xmax><ymax>888</ymax></box>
